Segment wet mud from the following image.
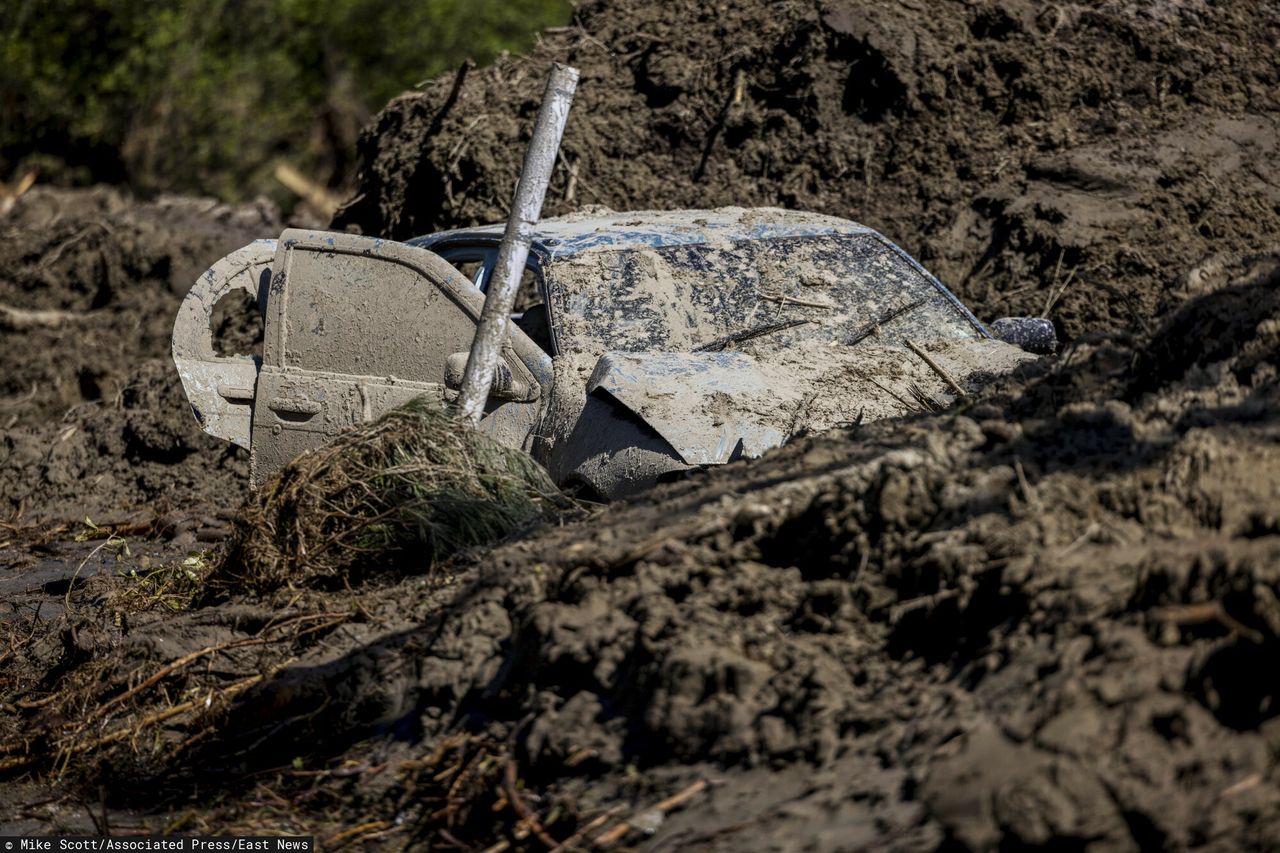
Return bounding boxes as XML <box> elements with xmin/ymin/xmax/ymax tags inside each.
<box><xmin>0</xmin><ymin>188</ymin><xmax>277</xmax><ymax>522</ymax></box>
<box><xmin>3</xmin><ymin>0</ymin><xmax>1280</xmax><ymax>849</ymax></box>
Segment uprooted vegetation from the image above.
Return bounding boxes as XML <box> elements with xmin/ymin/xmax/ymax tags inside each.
<box><xmin>3</xmin><ymin>0</ymin><xmax>1280</xmax><ymax>848</ymax></box>
<box><xmin>218</xmin><ymin>398</ymin><xmax>578</xmax><ymax>594</ymax></box>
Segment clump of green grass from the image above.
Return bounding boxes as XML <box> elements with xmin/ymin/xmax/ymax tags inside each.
<box><xmin>216</xmin><ymin>398</ymin><xmax>576</xmax><ymax>592</ymax></box>
<box><xmin>108</xmin><ymin>553</ymin><xmax>212</xmax><ymax>613</ymax></box>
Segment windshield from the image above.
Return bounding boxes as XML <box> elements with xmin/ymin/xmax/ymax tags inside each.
<box><xmin>542</xmin><ymin>233</ymin><xmax>983</xmax><ymax>358</ymax></box>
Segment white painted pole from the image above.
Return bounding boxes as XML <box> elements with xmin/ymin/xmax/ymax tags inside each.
<box><xmin>456</xmin><ymin>63</ymin><xmax>579</xmax><ymax>425</ymax></box>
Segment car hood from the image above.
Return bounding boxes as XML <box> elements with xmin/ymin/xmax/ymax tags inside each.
<box><xmin>586</xmin><ymin>338</ymin><xmax>1035</xmax><ymax>466</ymax></box>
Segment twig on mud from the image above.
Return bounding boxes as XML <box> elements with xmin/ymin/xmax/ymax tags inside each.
<box><xmin>592</xmin><ymin>778</ymin><xmax>712</xmax><ymax>848</ymax></box>
<box><xmin>889</xmin><ymin>589</ymin><xmax>961</xmax><ymax>624</ymax></box>
<box><xmin>541</xmin><ymin>25</ymin><xmax>614</xmax><ymax>57</ymax></box>
<box><xmin>323</xmin><ymin>821</ymin><xmax>392</xmax><ymax>849</ymax></box>
<box><xmin>87</xmin><ymin>612</ymin><xmax>347</xmax><ymax>723</ymax></box>
<box><xmin>1152</xmin><ymin>602</ymin><xmax>1266</xmax><ymax>645</ymax></box>
<box><xmin>395</xmin><ymin>734</ymin><xmax>509</xmax><ymax>847</ymax></box>
<box><xmin>0</xmin><ymin>304</ymin><xmax>96</xmax><ymax>331</ymax></box>
<box><xmin>907</xmin><ymin>382</ymin><xmax>940</xmax><ymax>413</ymax></box>
<box><xmin>283</xmin><ymin>760</ymin><xmax>384</xmax><ymax>779</ymax></box>
<box><xmin>992</xmin><ymin>283</ymin><xmax>1035</xmax><ymax>304</ymax></box>
<box><xmin>36</xmin><ymin>222</ymin><xmax>111</xmax><ymax>270</ymax></box>
<box><xmin>1</xmin><ymin>516</ymin><xmax>151</xmax><ymax>549</ymax></box>
<box><xmin>2</xmin><ymin>613</ymin><xmax>344</xmax><ymax>773</ymax></box>
<box><xmin>421</xmin><ymin>58</ymin><xmax>472</xmax><ymax>120</ymax></box>
<box><xmin>1041</xmin><ymin>249</ymin><xmax>1080</xmax><ymax>316</ymax></box>
<box><xmin>1013</xmin><ymin>458</ymin><xmax>1042</xmax><ymax>511</ymax></box>
<box><xmin>448</xmin><ymin>114</ymin><xmax>490</xmax><ymax>167</ymax></box>
<box><xmin>0</xmin><ymin>170</ymin><xmax>36</xmax><ymax>217</ymax></box>
<box><xmin>58</xmin><ymin>664</ymin><xmax>294</xmax><ymax>771</ymax></box>
<box><xmin>905</xmin><ymin>340</ymin><xmax>967</xmax><ymax>401</ymax></box>
<box><xmin>694</xmin><ymin>318</ymin><xmax>810</xmax><ymax>353</ymax></box>
<box><xmin>845</xmin><ymin>298</ymin><xmax>925</xmax><ymax>347</ymax></box>
<box><xmin>1221</xmin><ymin>773</ymin><xmax>1262</xmax><ymax>798</ymax></box>
<box><xmin>1057</xmin><ymin>520</ymin><xmax>1101</xmax><ymax>556</ymax></box>
<box><xmin>502</xmin><ymin>757</ymin><xmax>561</xmax><ymax>849</ymax></box>
<box><xmin>546</xmin><ymin>806</ymin><xmax>624</xmax><ymax>852</ymax></box>
<box><xmin>869</xmin><ymin>378</ymin><xmax>920</xmax><ymax>413</ymax></box>
<box><xmin>273</xmin><ymin>164</ymin><xmax>342</xmax><ymax>219</ymax></box>
<box><xmin>560</xmin><ymin>150</ymin><xmax>580</xmax><ymax>204</ymax></box>
<box><xmin>759</xmin><ymin>291</ymin><xmax>834</xmax><ymax>310</ymax></box>
<box><xmin>694</xmin><ymin>67</ymin><xmax>745</xmax><ymax>181</ymax></box>
<box><xmin>0</xmin><ymin>666</ymin><xmax>284</xmax><ymax>775</ymax></box>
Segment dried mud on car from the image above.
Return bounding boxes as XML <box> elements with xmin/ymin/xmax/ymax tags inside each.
<box><xmin>4</xmin><ymin>0</ymin><xmax>1280</xmax><ymax>849</ymax></box>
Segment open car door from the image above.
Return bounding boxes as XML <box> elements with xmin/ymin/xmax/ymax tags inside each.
<box><xmin>248</xmin><ymin>230</ymin><xmax>546</xmax><ymax>485</ymax></box>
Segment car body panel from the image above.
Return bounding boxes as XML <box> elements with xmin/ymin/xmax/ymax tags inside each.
<box><xmin>172</xmin><ymin>240</ymin><xmax>274</xmax><ymax>450</ymax></box>
<box><xmin>175</xmin><ymin>209</ymin><xmax>1043</xmax><ymax>499</ymax></box>
<box><xmin>587</xmin><ymin>351</ymin><xmax>788</xmax><ymax>466</ymax></box>
<box><xmin>179</xmin><ymin>230</ymin><xmax>551</xmax><ymax>486</ymax></box>
<box><xmin>412</xmin><ymin>207</ymin><xmax>990</xmax><ymax>362</ymax></box>
<box><xmin>587</xmin><ymin>337</ymin><xmax>1034</xmax><ymax>474</ymax></box>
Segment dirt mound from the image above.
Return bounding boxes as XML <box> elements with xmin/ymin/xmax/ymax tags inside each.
<box><xmin>6</xmin><ymin>261</ymin><xmax>1279</xmax><ymax>845</ymax></box>
<box><xmin>4</xmin><ymin>0</ymin><xmax>1280</xmax><ymax>848</ymax></box>
<box><xmin>334</xmin><ymin>0</ymin><xmax>1280</xmax><ymax>341</ymax></box>
<box><xmin>1136</xmin><ymin>245</ymin><xmax>1280</xmax><ymax>397</ymax></box>
<box><xmin>0</xmin><ymin>187</ymin><xmax>278</xmax><ymax>522</ymax></box>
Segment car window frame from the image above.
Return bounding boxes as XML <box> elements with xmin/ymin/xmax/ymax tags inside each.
<box><xmin>434</xmin><ymin>243</ymin><xmax>497</xmax><ymax>289</ymax></box>
<box><xmin>430</xmin><ymin>238</ymin><xmax>558</xmax><ymax>355</ymax></box>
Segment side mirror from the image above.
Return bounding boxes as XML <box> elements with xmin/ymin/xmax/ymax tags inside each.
<box><xmin>990</xmin><ymin>317</ymin><xmax>1057</xmax><ymax>354</ymax></box>
<box><xmin>444</xmin><ymin>352</ymin><xmax>535</xmax><ymax>402</ymax></box>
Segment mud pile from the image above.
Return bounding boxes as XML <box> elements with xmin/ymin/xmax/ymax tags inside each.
<box><xmin>247</xmin><ymin>252</ymin><xmax>1280</xmax><ymax>850</ymax></box>
<box><xmin>6</xmin><ymin>249</ymin><xmax>1278</xmax><ymax>847</ymax></box>
<box><xmin>335</xmin><ymin>0</ymin><xmax>1279</xmax><ymax>340</ymax></box>
<box><xmin>4</xmin><ymin>0</ymin><xmax>1280</xmax><ymax>848</ymax></box>
<box><xmin>0</xmin><ymin>187</ymin><xmax>278</xmax><ymax>522</ymax></box>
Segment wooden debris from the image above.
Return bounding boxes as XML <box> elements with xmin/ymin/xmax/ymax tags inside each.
<box><xmin>905</xmin><ymin>339</ymin><xmax>967</xmax><ymax>400</ymax></box>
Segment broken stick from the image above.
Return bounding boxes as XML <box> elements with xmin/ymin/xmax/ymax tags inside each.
<box><xmin>905</xmin><ymin>339</ymin><xmax>967</xmax><ymax>401</ymax></box>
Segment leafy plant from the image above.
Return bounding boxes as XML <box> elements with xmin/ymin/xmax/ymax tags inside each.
<box><xmin>0</xmin><ymin>0</ymin><xmax>570</xmax><ymax>204</ymax></box>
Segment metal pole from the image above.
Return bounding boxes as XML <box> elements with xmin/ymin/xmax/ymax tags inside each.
<box><xmin>456</xmin><ymin>63</ymin><xmax>579</xmax><ymax>425</ymax></box>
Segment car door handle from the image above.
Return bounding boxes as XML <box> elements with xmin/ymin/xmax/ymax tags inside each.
<box><xmin>218</xmin><ymin>384</ymin><xmax>255</xmax><ymax>402</ymax></box>
<box><xmin>267</xmin><ymin>396</ymin><xmax>322</xmax><ymax>417</ymax></box>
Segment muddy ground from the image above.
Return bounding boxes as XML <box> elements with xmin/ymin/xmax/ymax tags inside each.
<box><xmin>0</xmin><ymin>187</ymin><xmax>279</xmax><ymax>525</ymax></box>
<box><xmin>3</xmin><ymin>0</ymin><xmax>1280</xmax><ymax>849</ymax></box>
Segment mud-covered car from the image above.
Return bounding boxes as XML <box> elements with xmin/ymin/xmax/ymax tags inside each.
<box><xmin>174</xmin><ymin>207</ymin><xmax>1051</xmax><ymax>499</ymax></box>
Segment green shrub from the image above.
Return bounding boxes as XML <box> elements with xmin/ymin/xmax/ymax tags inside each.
<box><xmin>0</xmin><ymin>0</ymin><xmax>570</xmax><ymax>203</ymax></box>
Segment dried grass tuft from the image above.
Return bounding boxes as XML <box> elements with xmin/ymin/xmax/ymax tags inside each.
<box><xmin>216</xmin><ymin>397</ymin><xmax>576</xmax><ymax>592</ymax></box>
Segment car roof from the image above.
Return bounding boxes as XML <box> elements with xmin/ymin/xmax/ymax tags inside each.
<box><xmin>410</xmin><ymin>206</ymin><xmax>876</xmax><ymax>262</ymax></box>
